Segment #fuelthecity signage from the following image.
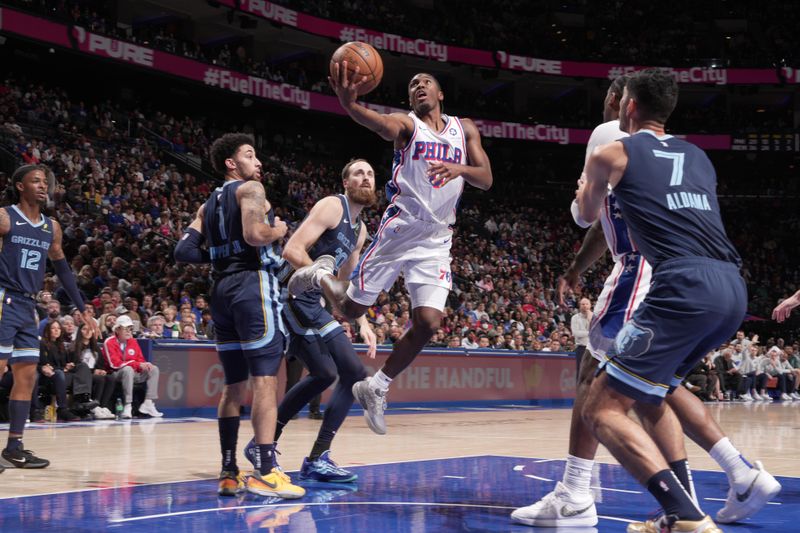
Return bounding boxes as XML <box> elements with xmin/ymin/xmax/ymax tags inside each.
<box><xmin>0</xmin><ymin>7</ymin><xmax>767</xmax><ymax>150</ymax></box>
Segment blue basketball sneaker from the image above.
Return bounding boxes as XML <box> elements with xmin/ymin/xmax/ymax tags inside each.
<box><xmin>299</xmin><ymin>450</ymin><xmax>357</xmax><ymax>483</ymax></box>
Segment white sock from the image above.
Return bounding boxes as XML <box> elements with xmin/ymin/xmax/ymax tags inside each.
<box><xmin>369</xmin><ymin>370</ymin><xmax>392</xmax><ymax>392</ymax></box>
<box><xmin>709</xmin><ymin>437</ymin><xmax>755</xmax><ymax>490</ymax></box>
<box><xmin>562</xmin><ymin>454</ymin><xmax>594</xmax><ymax>498</ymax></box>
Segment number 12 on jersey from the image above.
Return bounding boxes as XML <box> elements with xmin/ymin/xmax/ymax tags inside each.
<box><xmin>20</xmin><ymin>248</ymin><xmax>42</xmax><ymax>270</ymax></box>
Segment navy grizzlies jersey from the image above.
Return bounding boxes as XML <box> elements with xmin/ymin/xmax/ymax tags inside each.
<box><xmin>615</xmin><ymin>131</ymin><xmax>741</xmax><ymax>268</ymax></box>
<box><xmin>203</xmin><ymin>180</ymin><xmax>283</xmax><ymax>276</ymax></box>
<box><xmin>0</xmin><ymin>205</ymin><xmax>53</xmax><ymax>295</ymax></box>
<box><xmin>307</xmin><ymin>195</ymin><xmax>361</xmax><ymax>274</ymax></box>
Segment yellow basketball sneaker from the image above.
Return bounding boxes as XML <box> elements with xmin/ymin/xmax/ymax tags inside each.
<box><xmin>217</xmin><ymin>470</ymin><xmax>245</xmax><ymax>496</ymax></box>
<box><xmin>627</xmin><ymin>514</ymin><xmax>723</xmax><ymax>533</ymax></box>
<box><xmin>247</xmin><ymin>468</ymin><xmax>306</xmax><ymax>499</ymax></box>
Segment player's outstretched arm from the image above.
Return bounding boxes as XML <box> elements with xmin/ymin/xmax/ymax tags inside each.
<box><xmin>238</xmin><ymin>181</ymin><xmax>287</xmax><ymax>246</ymax></box>
<box><xmin>336</xmin><ymin>222</ymin><xmax>369</xmax><ymax>283</ymax></box>
<box><xmin>49</xmin><ymin>219</ymin><xmax>98</xmax><ymax>336</ymax></box>
<box><xmin>328</xmin><ymin>61</ymin><xmax>413</xmax><ymax>141</ymax></box>
<box><xmin>773</xmin><ymin>290</ymin><xmax>800</xmax><ymax>323</ymax></box>
<box><xmin>558</xmin><ymin>221</ymin><xmax>607</xmax><ymax>306</ymax></box>
<box><xmin>174</xmin><ymin>205</ymin><xmax>209</xmax><ymax>264</ymax></box>
<box><xmin>427</xmin><ymin>118</ymin><xmax>492</xmax><ymax>190</ymax></box>
<box><xmin>282</xmin><ymin>196</ymin><xmax>342</xmax><ymax>269</ymax></box>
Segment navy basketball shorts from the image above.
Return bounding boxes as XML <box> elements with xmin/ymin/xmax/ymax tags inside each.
<box><xmin>211</xmin><ymin>270</ymin><xmax>286</xmax><ymax>384</ymax></box>
<box><xmin>0</xmin><ymin>289</ymin><xmax>40</xmax><ymax>364</ymax></box>
<box><xmin>599</xmin><ymin>257</ymin><xmax>747</xmax><ymax>404</ymax></box>
<box><xmin>282</xmin><ymin>291</ymin><xmax>343</xmax><ymax>340</ymax></box>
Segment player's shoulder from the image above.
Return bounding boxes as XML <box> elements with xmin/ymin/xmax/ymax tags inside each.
<box><xmin>590</xmin><ymin>120</ymin><xmax>628</xmax><ymax>144</ymax></box>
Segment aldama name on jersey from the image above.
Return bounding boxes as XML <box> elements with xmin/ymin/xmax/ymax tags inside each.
<box><xmin>411</xmin><ymin>141</ymin><xmax>463</xmax><ymax>164</ymax></box>
<box><xmin>666</xmin><ymin>191</ymin><xmax>712</xmax><ymax>211</ymax></box>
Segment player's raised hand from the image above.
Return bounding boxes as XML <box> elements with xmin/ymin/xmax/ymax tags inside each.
<box><xmin>772</xmin><ymin>290</ymin><xmax>800</xmax><ymax>323</ymax></box>
<box><xmin>557</xmin><ymin>268</ymin><xmax>580</xmax><ymax>307</ymax></box>
<box><xmin>328</xmin><ymin>61</ymin><xmax>369</xmax><ymax>107</ymax></box>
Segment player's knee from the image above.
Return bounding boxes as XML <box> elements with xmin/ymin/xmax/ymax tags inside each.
<box><xmin>412</xmin><ymin>309</ymin><xmax>441</xmax><ymax>337</ymax></box>
<box><xmin>221</xmin><ymin>381</ymin><xmax>247</xmax><ymax>405</ymax></box>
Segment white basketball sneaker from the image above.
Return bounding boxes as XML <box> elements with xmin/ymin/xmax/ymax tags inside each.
<box><xmin>716</xmin><ymin>460</ymin><xmax>781</xmax><ymax>523</ymax></box>
<box><xmin>511</xmin><ymin>481</ymin><xmax>597</xmax><ymax>527</ymax></box>
<box><xmin>288</xmin><ymin>255</ymin><xmax>335</xmax><ymax>296</ymax></box>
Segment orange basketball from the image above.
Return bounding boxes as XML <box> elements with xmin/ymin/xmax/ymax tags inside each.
<box><xmin>330</xmin><ymin>41</ymin><xmax>383</xmax><ymax>96</ymax></box>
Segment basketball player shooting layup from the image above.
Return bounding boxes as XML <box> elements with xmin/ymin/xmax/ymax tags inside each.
<box><xmin>288</xmin><ymin>65</ymin><xmax>492</xmax><ymax>435</ymax></box>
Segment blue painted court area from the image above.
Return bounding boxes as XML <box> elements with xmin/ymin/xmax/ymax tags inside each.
<box><xmin>0</xmin><ymin>455</ymin><xmax>795</xmax><ymax>532</ymax></box>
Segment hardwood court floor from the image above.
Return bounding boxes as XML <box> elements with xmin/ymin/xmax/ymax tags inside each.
<box><xmin>1</xmin><ymin>400</ymin><xmax>798</xmax><ymax>499</ymax></box>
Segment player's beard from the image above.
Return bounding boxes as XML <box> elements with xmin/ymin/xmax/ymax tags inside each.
<box><xmin>346</xmin><ymin>183</ymin><xmax>377</xmax><ymax>207</ymax></box>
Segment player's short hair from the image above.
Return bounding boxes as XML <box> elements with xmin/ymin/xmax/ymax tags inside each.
<box><xmin>8</xmin><ymin>163</ymin><xmax>49</xmax><ymax>202</ymax></box>
<box><xmin>341</xmin><ymin>158</ymin><xmax>369</xmax><ymax>181</ymax></box>
<box><xmin>625</xmin><ymin>69</ymin><xmax>678</xmax><ymax>124</ymax></box>
<box><xmin>209</xmin><ymin>133</ymin><xmax>255</xmax><ymax>174</ymax></box>
<box><xmin>609</xmin><ymin>74</ymin><xmax>631</xmax><ymax>100</ymax></box>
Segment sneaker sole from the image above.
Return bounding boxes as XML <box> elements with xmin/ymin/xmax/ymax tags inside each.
<box><xmin>1</xmin><ymin>458</ymin><xmax>50</xmax><ymax>469</ymax></box>
<box><xmin>716</xmin><ymin>477</ymin><xmax>782</xmax><ymax>523</ymax></box>
<box><xmin>510</xmin><ymin>512</ymin><xmax>598</xmax><ymax>527</ymax></box>
<box><xmin>246</xmin><ymin>484</ymin><xmax>305</xmax><ymax>499</ymax></box>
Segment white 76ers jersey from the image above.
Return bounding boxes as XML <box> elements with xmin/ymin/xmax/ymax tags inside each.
<box><xmin>585</xmin><ymin>120</ymin><xmax>635</xmax><ymax>262</ymax></box>
<box><xmin>386</xmin><ymin>112</ymin><xmax>467</xmax><ymax>226</ymax></box>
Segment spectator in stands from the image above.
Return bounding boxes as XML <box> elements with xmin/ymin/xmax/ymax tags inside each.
<box><xmin>461</xmin><ymin>330</ymin><xmax>479</xmax><ymax>349</ymax></box>
<box><xmin>200</xmin><ymin>309</ymin><xmax>214</xmax><ymax>340</ymax></box>
<box><xmin>99</xmin><ymin>312</ymin><xmax>117</xmax><ymax>340</ymax></box>
<box><xmin>763</xmin><ymin>347</ymin><xmax>796</xmax><ymax>401</ymax></box>
<box><xmin>103</xmin><ymin>315</ymin><xmax>163</xmax><ymax>418</ymax></box>
<box><xmin>162</xmin><ymin>306</ymin><xmax>179</xmax><ymax>338</ymax></box>
<box><xmin>59</xmin><ymin>315</ymin><xmax>78</xmax><ymax>344</ymax></box>
<box><xmin>779</xmin><ymin>349</ymin><xmax>800</xmax><ymax>400</ymax></box>
<box><xmin>38</xmin><ymin>321</ymin><xmax>95</xmax><ymax>421</ymax></box>
<box><xmin>141</xmin><ymin>314</ymin><xmax>166</xmax><ymax>339</ymax></box>
<box><xmin>738</xmin><ymin>343</ymin><xmax>768</xmax><ymax>401</ymax></box>
<box><xmin>72</xmin><ymin>323</ymin><xmax>115</xmax><ymax>419</ymax></box>
<box><xmin>37</xmin><ymin>299</ymin><xmax>62</xmax><ymax>336</ymax></box>
<box><xmin>715</xmin><ymin>348</ymin><xmax>742</xmax><ymax>400</ymax></box>
<box><xmin>180</xmin><ymin>323</ymin><xmax>198</xmax><ymax>340</ymax></box>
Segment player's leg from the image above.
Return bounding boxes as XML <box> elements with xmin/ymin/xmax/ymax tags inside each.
<box><xmin>4</xmin><ymin>360</ymin><xmax>49</xmax><ymax>468</ymax></box>
<box><xmin>236</xmin><ymin>271</ymin><xmax>304</xmax><ymax>499</ymax></box>
<box><xmin>352</xmin><ymin>281</ymin><xmax>447</xmax><ymax>435</ymax></box>
<box><xmin>633</xmin><ymin>401</ymin><xmax>696</xmax><ymax>502</ymax></box>
<box><xmin>215</xmin><ymin>340</ymin><xmax>249</xmax><ymax>496</ymax></box>
<box><xmin>583</xmin><ymin>373</ymin><xmax>707</xmax><ymax>527</ymax></box>
<box><xmin>2</xmin><ymin>308</ymin><xmax>50</xmax><ymax>468</ymax></box>
<box><xmin>511</xmin><ymin>350</ymin><xmax>601</xmax><ymax>527</ymax></box>
<box><xmin>297</xmin><ymin>330</ymin><xmax>366</xmax><ymax>483</ymax></box>
<box><xmin>274</xmin><ymin>334</ymin><xmax>337</xmax><ymax>439</ymax></box>
<box><xmin>668</xmin><ymin>379</ymin><xmax>781</xmax><ymax>523</ymax></box>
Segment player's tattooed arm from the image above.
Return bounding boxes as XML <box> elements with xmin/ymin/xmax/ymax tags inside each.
<box><xmin>238</xmin><ymin>181</ymin><xmax>287</xmax><ymax>246</ymax></box>
<box><xmin>0</xmin><ymin>207</ymin><xmax>10</xmax><ymax>237</ymax></box>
